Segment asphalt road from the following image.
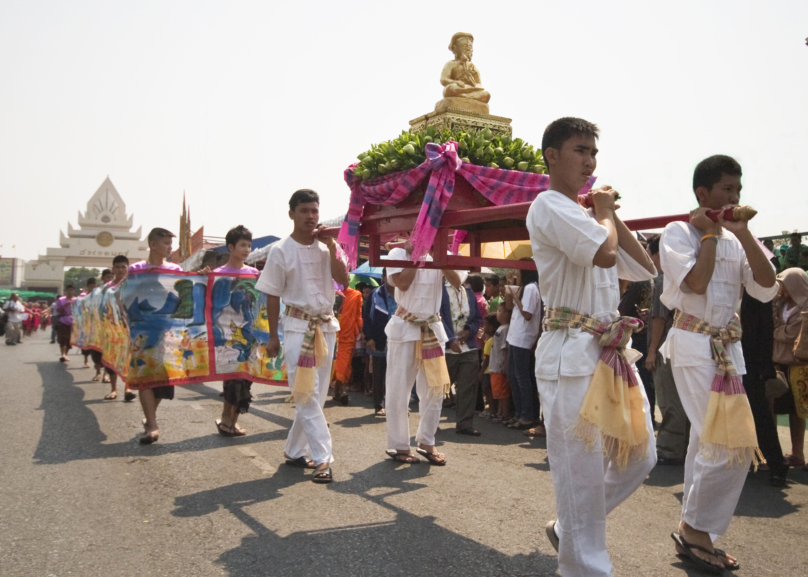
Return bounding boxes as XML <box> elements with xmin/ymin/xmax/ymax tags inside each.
<box><xmin>2</xmin><ymin>331</ymin><xmax>807</xmax><ymax>577</ymax></box>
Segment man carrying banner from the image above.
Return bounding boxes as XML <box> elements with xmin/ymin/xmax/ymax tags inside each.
<box><xmin>130</xmin><ymin>228</ymin><xmax>185</xmax><ymax>444</ymax></box>
<box><xmin>213</xmin><ymin>225</ymin><xmax>259</xmax><ymax>437</ymax></box>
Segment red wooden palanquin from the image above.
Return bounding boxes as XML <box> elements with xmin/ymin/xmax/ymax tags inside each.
<box><xmin>327</xmin><ymin>173</ymin><xmax>689</xmax><ymax>271</ymax></box>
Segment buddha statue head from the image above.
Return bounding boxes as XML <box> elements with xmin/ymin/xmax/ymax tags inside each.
<box><xmin>449</xmin><ymin>32</ymin><xmax>474</xmax><ymax>63</ymax></box>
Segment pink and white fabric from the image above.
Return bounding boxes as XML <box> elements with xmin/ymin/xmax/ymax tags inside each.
<box><xmin>337</xmin><ymin>141</ymin><xmax>596</xmax><ymax>268</ymax></box>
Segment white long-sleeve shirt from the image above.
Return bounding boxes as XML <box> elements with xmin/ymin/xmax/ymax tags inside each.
<box><xmin>527</xmin><ymin>190</ymin><xmax>656</xmax><ymax>381</ymax></box>
<box><xmin>659</xmin><ymin>221</ymin><xmax>778</xmax><ymax>373</ymax></box>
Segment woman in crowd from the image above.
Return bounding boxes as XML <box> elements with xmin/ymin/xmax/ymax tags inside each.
<box><xmin>772</xmin><ymin>267</ymin><xmax>808</xmax><ymax>470</ymax></box>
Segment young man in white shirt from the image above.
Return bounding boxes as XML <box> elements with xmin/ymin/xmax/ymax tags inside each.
<box><xmin>660</xmin><ymin>155</ymin><xmax>777</xmax><ymax>572</ymax></box>
<box><xmin>257</xmin><ymin>189</ymin><xmax>350</xmax><ymax>484</ymax></box>
<box><xmin>384</xmin><ymin>242</ymin><xmax>461</xmax><ymax>465</ymax></box>
<box><xmin>527</xmin><ymin>117</ymin><xmax>657</xmax><ymax>577</ymax></box>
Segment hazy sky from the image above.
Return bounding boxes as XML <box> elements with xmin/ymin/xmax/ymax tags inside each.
<box><xmin>1</xmin><ymin>0</ymin><xmax>806</xmax><ymax>263</ymax></box>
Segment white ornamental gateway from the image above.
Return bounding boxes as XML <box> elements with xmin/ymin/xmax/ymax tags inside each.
<box><xmin>23</xmin><ymin>177</ymin><xmax>149</xmax><ymax>293</ymax></box>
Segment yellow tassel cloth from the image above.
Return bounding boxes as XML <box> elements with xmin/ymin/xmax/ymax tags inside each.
<box><xmin>284</xmin><ymin>305</ymin><xmax>334</xmax><ymax>405</ymax></box>
<box><xmin>672</xmin><ymin>309</ymin><xmax>762</xmax><ymax>467</ymax></box>
<box><xmin>395</xmin><ymin>306</ymin><xmax>450</xmax><ymax>397</ymax></box>
<box><xmin>543</xmin><ymin>307</ymin><xmax>649</xmax><ymax>470</ymax></box>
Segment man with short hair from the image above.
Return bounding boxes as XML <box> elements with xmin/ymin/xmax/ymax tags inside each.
<box><xmin>101</xmin><ymin>255</ymin><xmax>134</xmax><ymax>401</ymax></box>
<box><xmin>54</xmin><ymin>285</ymin><xmax>77</xmax><ymax>361</ymax></box>
<box><xmin>660</xmin><ymin>154</ymin><xmax>777</xmax><ymax>572</ymax></box>
<box><xmin>258</xmin><ymin>189</ymin><xmax>350</xmax><ymax>483</ymax></box>
<box><xmin>528</xmin><ymin>117</ymin><xmax>657</xmax><ymax>577</ymax></box>
<box><xmin>785</xmin><ymin>232</ymin><xmax>806</xmax><ymax>270</ymax></box>
<box><xmin>385</xmin><ymin>242</ymin><xmax>461</xmax><ymax>465</ymax></box>
<box><xmin>364</xmin><ymin>269</ymin><xmax>396</xmax><ymax>416</ymax></box>
<box><xmin>442</xmin><ymin>276</ymin><xmax>483</xmax><ymax>436</ymax></box>
<box><xmin>79</xmin><ymin>277</ymin><xmax>97</xmax><ymax>368</ymax></box>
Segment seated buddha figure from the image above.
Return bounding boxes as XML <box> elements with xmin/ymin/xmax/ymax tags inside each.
<box><xmin>437</xmin><ymin>32</ymin><xmax>491</xmax><ymax>113</ymax></box>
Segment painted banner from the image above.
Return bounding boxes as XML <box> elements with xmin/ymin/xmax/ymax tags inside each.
<box><xmin>71</xmin><ymin>270</ymin><xmax>287</xmax><ymax>389</ymax></box>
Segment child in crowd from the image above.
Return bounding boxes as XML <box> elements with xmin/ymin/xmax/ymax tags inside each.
<box><xmin>465</xmin><ymin>273</ymin><xmax>488</xmax><ymax>322</ymax></box>
<box><xmin>213</xmin><ymin>225</ymin><xmax>259</xmax><ymax>437</ymax></box>
<box><xmin>491</xmin><ymin>303</ymin><xmax>512</xmax><ymax>422</ymax></box>
<box><xmin>130</xmin><ymin>227</ymin><xmax>185</xmax><ymax>444</ymax></box>
<box><xmin>479</xmin><ymin>313</ymin><xmax>498</xmax><ymax>419</ymax></box>
<box><xmin>484</xmin><ymin>275</ymin><xmax>503</xmax><ymax>313</ymax></box>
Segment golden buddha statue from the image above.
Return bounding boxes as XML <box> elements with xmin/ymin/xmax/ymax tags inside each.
<box><xmin>436</xmin><ymin>32</ymin><xmax>491</xmax><ymax>114</ymax></box>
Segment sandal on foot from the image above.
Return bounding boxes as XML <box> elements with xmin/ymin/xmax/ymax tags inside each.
<box><xmin>139</xmin><ymin>432</ymin><xmax>159</xmax><ymax>445</ymax></box>
<box><xmin>545</xmin><ymin>520</ymin><xmax>559</xmax><ymax>552</ymax></box>
<box><xmin>92</xmin><ymin>374</ymin><xmax>102</xmax><ymax>382</ymax></box>
<box><xmin>285</xmin><ymin>456</ymin><xmax>316</xmax><ymax>469</ymax></box>
<box><xmin>124</xmin><ymin>391</ymin><xmax>136</xmax><ymax>402</ymax></box>
<box><xmin>312</xmin><ymin>467</ymin><xmax>333</xmax><ymax>484</ymax></box>
<box><xmin>385</xmin><ymin>449</ymin><xmax>420</xmax><ymax>464</ymax></box>
<box><xmin>103</xmin><ymin>392</ymin><xmax>117</xmax><ymax>400</ymax></box>
<box><xmin>525</xmin><ymin>426</ymin><xmax>547</xmax><ymax>437</ymax></box>
<box><xmin>232</xmin><ymin>424</ymin><xmax>247</xmax><ymax>437</ymax></box>
<box><xmin>215</xmin><ymin>419</ymin><xmax>235</xmax><ymax>437</ymax></box>
<box><xmin>375</xmin><ymin>408</ymin><xmax>386</xmax><ymax>417</ymax></box>
<box><xmin>415</xmin><ymin>447</ymin><xmax>446</xmax><ymax>466</ymax></box>
<box><xmin>785</xmin><ymin>454</ymin><xmax>806</xmax><ymax>468</ymax></box>
<box><xmin>713</xmin><ymin>548</ymin><xmax>739</xmax><ymax>571</ymax></box>
<box><xmin>670</xmin><ymin>533</ymin><xmax>725</xmax><ymax>574</ymax></box>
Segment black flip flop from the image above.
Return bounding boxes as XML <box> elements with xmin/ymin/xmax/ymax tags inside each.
<box><xmin>415</xmin><ymin>447</ymin><xmax>446</xmax><ymax>466</ymax></box>
<box><xmin>124</xmin><ymin>391</ymin><xmax>136</xmax><ymax>402</ymax></box>
<box><xmin>713</xmin><ymin>548</ymin><xmax>739</xmax><ymax>571</ymax></box>
<box><xmin>285</xmin><ymin>456</ymin><xmax>316</xmax><ymax>469</ymax></box>
<box><xmin>670</xmin><ymin>533</ymin><xmax>725</xmax><ymax>574</ymax></box>
<box><xmin>312</xmin><ymin>467</ymin><xmax>333</xmax><ymax>484</ymax></box>
<box><xmin>385</xmin><ymin>449</ymin><xmax>420</xmax><ymax>464</ymax></box>
<box><xmin>139</xmin><ymin>432</ymin><xmax>159</xmax><ymax>445</ymax></box>
<box><xmin>215</xmin><ymin>419</ymin><xmax>235</xmax><ymax>437</ymax></box>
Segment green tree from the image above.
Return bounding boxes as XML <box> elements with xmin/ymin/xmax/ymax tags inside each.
<box><xmin>63</xmin><ymin>267</ymin><xmax>101</xmax><ymax>290</ymax></box>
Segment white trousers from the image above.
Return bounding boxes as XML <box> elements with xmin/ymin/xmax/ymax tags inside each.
<box><xmin>283</xmin><ymin>330</ymin><xmax>337</xmax><ymax>466</ymax></box>
<box><xmin>385</xmin><ymin>340</ymin><xmax>444</xmax><ymax>451</ymax></box>
<box><xmin>671</xmin><ymin>363</ymin><xmax>751</xmax><ymax>539</ymax></box>
<box><xmin>538</xmin><ymin>374</ymin><xmax>656</xmax><ymax>577</ymax></box>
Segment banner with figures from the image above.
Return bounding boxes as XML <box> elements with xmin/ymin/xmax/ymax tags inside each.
<box><xmin>71</xmin><ymin>270</ymin><xmax>287</xmax><ymax>389</ymax></box>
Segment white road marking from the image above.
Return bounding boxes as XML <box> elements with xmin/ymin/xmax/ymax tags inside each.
<box><xmin>236</xmin><ymin>446</ymin><xmax>277</xmax><ymax>475</ymax></box>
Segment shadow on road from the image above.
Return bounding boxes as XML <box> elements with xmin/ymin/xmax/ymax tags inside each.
<box><xmin>734</xmin><ymin>472</ymin><xmax>801</xmax><ymax>519</ymax></box>
<box><xmin>30</xmin><ymin>362</ymin><xmax>290</xmax><ymax>465</ymax></box>
<box><xmin>31</xmin><ymin>360</ymin><xmax>109</xmax><ymax>464</ymax></box>
<box><xmin>173</xmin><ymin>459</ymin><xmax>557</xmax><ymax>577</ymax></box>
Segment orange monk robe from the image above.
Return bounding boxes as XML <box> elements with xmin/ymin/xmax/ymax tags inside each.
<box><xmin>334</xmin><ymin>286</ymin><xmax>363</xmax><ymax>383</ymax></box>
